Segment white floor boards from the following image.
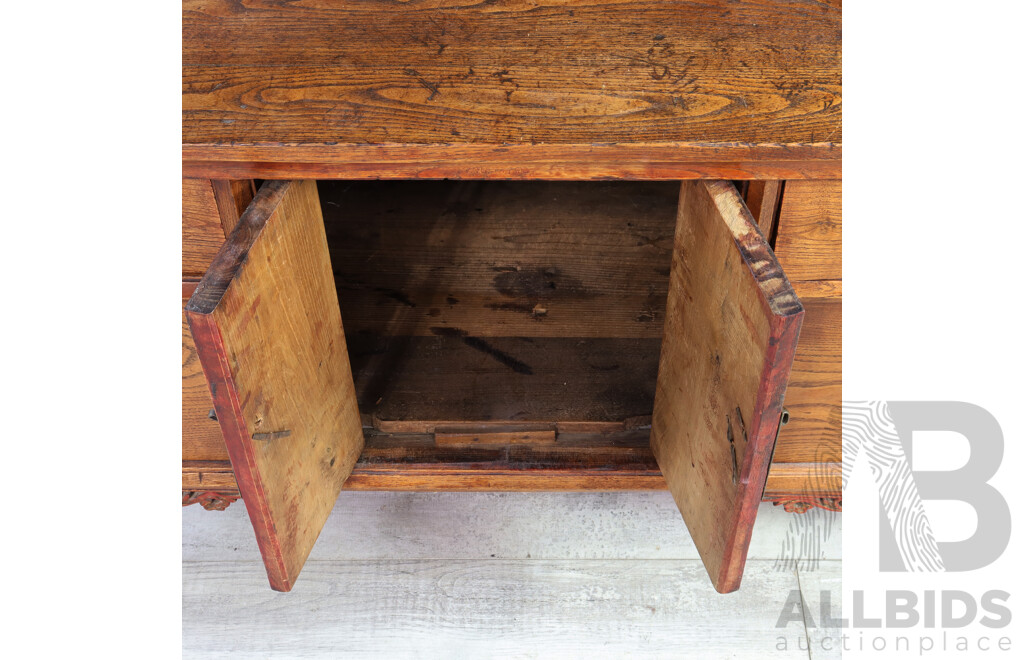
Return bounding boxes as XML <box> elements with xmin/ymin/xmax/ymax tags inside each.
<box><xmin>183</xmin><ymin>492</ymin><xmax>841</xmax><ymax>659</ymax></box>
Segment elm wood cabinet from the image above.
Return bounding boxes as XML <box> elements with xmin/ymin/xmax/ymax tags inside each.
<box><xmin>182</xmin><ymin>0</ymin><xmax>841</xmax><ymax>592</ymax></box>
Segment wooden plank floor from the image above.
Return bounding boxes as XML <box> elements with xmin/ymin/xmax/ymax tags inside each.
<box><xmin>183</xmin><ymin>493</ymin><xmax>841</xmax><ymax>659</ymax></box>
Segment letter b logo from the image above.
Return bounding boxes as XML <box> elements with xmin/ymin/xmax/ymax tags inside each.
<box><xmin>844</xmin><ymin>401</ymin><xmax>1010</xmax><ymax>571</ymax></box>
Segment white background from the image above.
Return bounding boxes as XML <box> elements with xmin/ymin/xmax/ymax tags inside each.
<box><xmin>844</xmin><ymin>1</ymin><xmax>1024</xmax><ymax>657</ymax></box>
<box><xmin>2</xmin><ymin>1</ymin><xmax>1021</xmax><ymax>656</ymax></box>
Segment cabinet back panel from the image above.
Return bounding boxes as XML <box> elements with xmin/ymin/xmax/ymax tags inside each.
<box><xmin>323</xmin><ymin>181</ymin><xmax>678</xmax><ymax>340</ymax></box>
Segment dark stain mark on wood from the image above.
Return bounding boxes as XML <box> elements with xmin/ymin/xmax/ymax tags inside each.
<box><xmin>186</xmin><ymin>181</ymin><xmax>291</xmax><ymax>314</ymax></box>
<box><xmin>403</xmin><ymin>68</ymin><xmax>440</xmax><ymax>100</ymax></box>
<box><xmin>734</xmin><ymin>406</ymin><xmax>748</xmax><ymax>445</ymax></box>
<box><xmin>726</xmin><ymin>414</ymin><xmax>738</xmax><ymax>485</ymax></box>
<box><xmin>446</xmin><ymin>295</ymin><xmax>459</xmax><ymax>305</ymax></box>
<box><xmin>441</xmin><ymin>200</ymin><xmax>474</xmax><ymax>221</ymax></box>
<box><xmin>252</xmin><ymin>430</ymin><xmax>292</xmax><ymax>442</ymax></box>
<box><xmin>491</xmin><ymin>68</ymin><xmax>520</xmax><ymax>102</ymax></box>
<box><xmin>492</xmin><ymin>69</ymin><xmax>515</xmax><ymax>85</ymax></box>
<box><xmin>624</xmin><ymin>415</ymin><xmax>652</xmax><ymax>430</ymax></box>
<box><xmin>587</xmin><ymin>361</ymin><xmax>621</xmax><ymax>372</ymax></box>
<box><xmin>492</xmin><ymin>266</ymin><xmax>590</xmax><ymax>300</ymax></box>
<box><xmin>375</xmin><ymin>287</ymin><xmax>416</xmax><ymax>307</ymax></box>
<box><xmin>430</xmin><ymin>327</ymin><xmax>534</xmax><ymax>375</ymax></box>
<box><xmin>486</xmin><ymin>301</ymin><xmax>535</xmax><ymax>314</ymax></box>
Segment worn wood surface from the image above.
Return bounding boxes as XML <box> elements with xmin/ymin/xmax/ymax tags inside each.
<box><xmin>743</xmin><ymin>180</ymin><xmax>784</xmax><ymax>241</ymax></box>
<box><xmin>773</xmin><ymin>180</ymin><xmax>841</xmax><ymax>282</ymax></box>
<box><xmin>183</xmin><ymin>0</ymin><xmax>841</xmax><ymax>178</ymax></box>
<box><xmin>182</xmin><ymin>178</ymin><xmax>225</xmax><ymax>276</ymax></box>
<box><xmin>762</xmin><ymin>461</ymin><xmax>842</xmax><ymax>498</ymax></box>
<box><xmin>181</xmin><ymin>178</ymin><xmax>838</xmax><ymax>498</ymax></box>
<box><xmin>771</xmin><ymin>293</ymin><xmax>840</xmax><ymax>466</ymax></box>
<box><xmin>182</xmin><ymin>285</ymin><xmax>228</xmax><ymax>462</ymax></box>
<box><xmin>767</xmin><ymin>180</ymin><xmax>841</xmax><ymax>469</ymax></box>
<box><xmin>184</xmin><ymin>144</ymin><xmax>841</xmax><ymax>181</ymax></box>
<box><xmin>434</xmin><ymin>428</ymin><xmax>558</xmax><ymax>446</ymax></box>
<box><xmin>350</xmin><ymin>336</ymin><xmax>660</xmax><ymax>432</ymax></box>
<box><xmin>182</xmin><ymin>461</ymin><xmax>237</xmax><ymax>492</ymax></box>
<box><xmin>786</xmin><ymin>278</ymin><xmax>840</xmax><ymax>299</ymax></box>
<box><xmin>350</xmin><ymin>431</ymin><xmax>665</xmax><ymax>490</ymax></box>
<box><xmin>651</xmin><ymin>180</ymin><xmax>803</xmax><ymax>592</ymax></box>
<box><xmin>181</xmin><ymin>178</ymin><xmax>252</xmax><ymax>462</ymax></box>
<box><xmin>182</xmin><ymin>441</ymin><xmax>841</xmax><ymax>496</ymax></box>
<box><xmin>325</xmin><ymin>180</ymin><xmax>677</xmax><ymax>339</ymax></box>
<box><xmin>186</xmin><ymin>180</ymin><xmax>364</xmax><ymax>591</ymax></box>
<box><xmin>211</xmin><ymin>179</ymin><xmax>256</xmax><ymax>237</ymax></box>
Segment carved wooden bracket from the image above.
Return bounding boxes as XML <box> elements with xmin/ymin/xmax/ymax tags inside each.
<box><xmin>182</xmin><ymin>490</ymin><xmax>240</xmax><ymax>511</ymax></box>
<box><xmin>764</xmin><ymin>496</ymin><xmax>842</xmax><ymax>513</ymax></box>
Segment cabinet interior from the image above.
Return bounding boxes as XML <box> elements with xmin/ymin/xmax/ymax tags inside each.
<box><xmin>319</xmin><ymin>180</ymin><xmax>679</xmax><ymax>442</ymax></box>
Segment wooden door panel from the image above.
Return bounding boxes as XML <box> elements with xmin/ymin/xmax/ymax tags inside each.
<box><xmin>773</xmin><ymin>180</ymin><xmax>842</xmax><ymax>281</ymax></box>
<box><xmin>182</xmin><ymin>178</ymin><xmax>227</xmax><ymax>276</ymax></box>
<box><xmin>182</xmin><ymin>285</ymin><xmax>229</xmax><ymax>462</ymax></box>
<box><xmin>652</xmin><ymin>181</ymin><xmax>803</xmax><ymax>593</ymax></box>
<box><xmin>186</xmin><ymin>180</ymin><xmax>364</xmax><ymax>591</ymax></box>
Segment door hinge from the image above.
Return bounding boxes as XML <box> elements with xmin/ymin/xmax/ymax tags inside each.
<box><xmin>760</xmin><ymin>407</ymin><xmax>789</xmax><ymax>500</ymax></box>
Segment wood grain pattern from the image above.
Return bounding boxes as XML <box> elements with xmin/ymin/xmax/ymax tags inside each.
<box><xmin>184</xmin><ymin>146</ymin><xmax>841</xmax><ymax>181</ymax></box>
<box><xmin>182</xmin><ymin>0</ymin><xmax>841</xmax><ymax>144</ymax></box>
<box><xmin>181</xmin><ymin>451</ymin><xmax>842</xmax><ymax>497</ymax></box>
<box><xmin>773</xmin><ymin>180</ymin><xmax>841</xmax><ymax>281</ymax></box>
<box><xmin>183</xmin><ymin>286</ymin><xmax>229</xmax><ymax>462</ymax></box>
<box><xmin>350</xmin><ymin>336</ymin><xmax>660</xmax><ymax>431</ymax></box>
<box><xmin>651</xmin><ymin>180</ymin><xmax>803</xmax><ymax>593</ymax></box>
<box><xmin>181</xmin><ymin>179</ymin><xmax>252</xmax><ymax>460</ymax></box>
<box><xmin>743</xmin><ymin>180</ymin><xmax>784</xmax><ymax>241</ymax></box>
<box><xmin>353</xmin><ymin>430</ymin><xmax>664</xmax><ymax>490</ymax></box>
<box><xmin>770</xmin><ymin>294</ymin><xmax>840</xmax><ymax>466</ymax></box>
<box><xmin>788</xmin><ymin>279</ymin><xmax>840</xmax><ymax>299</ymax></box>
<box><xmin>182</xmin><ymin>0</ymin><xmax>840</xmax><ymax>178</ymax></box>
<box><xmin>762</xmin><ymin>461</ymin><xmax>842</xmax><ymax>498</ymax></box>
<box><xmin>182</xmin><ymin>178</ymin><xmax>225</xmax><ymax>276</ymax></box>
<box><xmin>769</xmin><ymin>180</ymin><xmax>840</xmax><ymax>474</ymax></box>
<box><xmin>325</xmin><ymin>180</ymin><xmax>677</xmax><ymax>339</ymax></box>
<box><xmin>182</xmin><ymin>461</ymin><xmax>237</xmax><ymax>491</ymax></box>
<box><xmin>211</xmin><ymin>179</ymin><xmax>256</xmax><ymax>237</ymax></box>
<box><xmin>434</xmin><ymin>428</ymin><xmax>558</xmax><ymax>446</ymax></box>
<box><xmin>181</xmin><ymin>177</ymin><xmax>839</xmax><ymax>504</ymax></box>
<box><xmin>186</xmin><ymin>180</ymin><xmax>364</xmax><ymax>592</ymax></box>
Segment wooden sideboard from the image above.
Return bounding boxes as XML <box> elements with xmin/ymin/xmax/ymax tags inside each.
<box><xmin>182</xmin><ymin>0</ymin><xmax>841</xmax><ymax>593</ymax></box>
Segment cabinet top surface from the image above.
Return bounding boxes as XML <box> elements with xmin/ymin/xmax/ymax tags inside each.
<box><xmin>183</xmin><ymin>0</ymin><xmax>841</xmax><ymax>176</ymax></box>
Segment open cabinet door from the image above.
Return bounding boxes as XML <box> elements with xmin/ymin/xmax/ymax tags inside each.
<box><xmin>186</xmin><ymin>180</ymin><xmax>364</xmax><ymax>591</ymax></box>
<box><xmin>652</xmin><ymin>181</ymin><xmax>804</xmax><ymax>593</ymax></box>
